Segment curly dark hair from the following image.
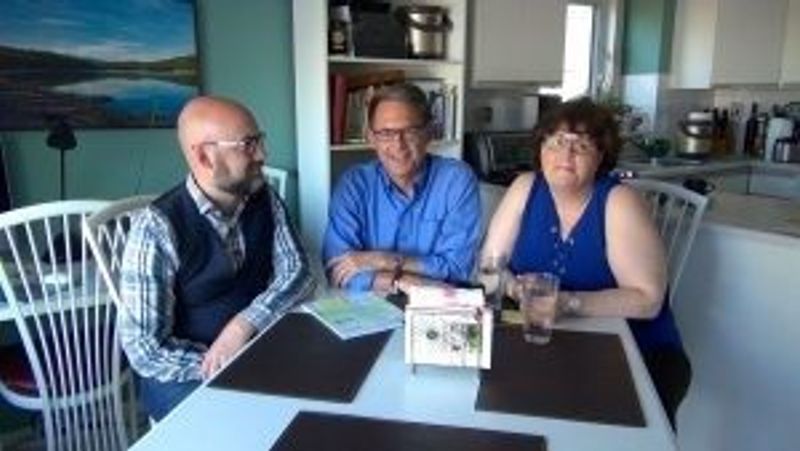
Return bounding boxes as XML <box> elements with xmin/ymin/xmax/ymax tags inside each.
<box><xmin>531</xmin><ymin>97</ymin><xmax>621</xmax><ymax>176</ymax></box>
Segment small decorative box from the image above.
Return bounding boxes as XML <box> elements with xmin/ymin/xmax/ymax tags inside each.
<box><xmin>404</xmin><ymin>286</ymin><xmax>493</xmax><ymax>369</ymax></box>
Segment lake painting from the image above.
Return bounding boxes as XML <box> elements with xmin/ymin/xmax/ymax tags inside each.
<box><xmin>0</xmin><ymin>0</ymin><xmax>199</xmax><ymax>129</ymax></box>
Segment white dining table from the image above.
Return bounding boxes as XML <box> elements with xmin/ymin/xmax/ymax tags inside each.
<box><xmin>129</xmin><ymin>313</ymin><xmax>677</xmax><ymax>451</ymax></box>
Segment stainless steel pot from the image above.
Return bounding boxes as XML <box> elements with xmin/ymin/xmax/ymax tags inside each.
<box><xmin>396</xmin><ymin>5</ymin><xmax>451</xmax><ymax>59</ymax></box>
<box><xmin>676</xmin><ymin>111</ymin><xmax>713</xmax><ymax>157</ymax></box>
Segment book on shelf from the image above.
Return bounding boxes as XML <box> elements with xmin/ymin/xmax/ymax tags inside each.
<box><xmin>329</xmin><ymin>73</ymin><xmax>348</xmax><ymax>145</ymax></box>
<box><xmin>329</xmin><ymin>70</ymin><xmax>405</xmax><ymax>145</ymax></box>
<box><xmin>407</xmin><ymin>78</ymin><xmax>458</xmax><ymax>141</ymax></box>
<box><xmin>302</xmin><ymin>291</ymin><xmax>404</xmax><ymax>340</ymax></box>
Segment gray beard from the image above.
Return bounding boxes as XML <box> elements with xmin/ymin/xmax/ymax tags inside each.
<box><xmin>216</xmin><ymin>173</ymin><xmax>263</xmax><ymax>198</ymax></box>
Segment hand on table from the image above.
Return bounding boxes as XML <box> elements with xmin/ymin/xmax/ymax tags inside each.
<box><xmin>328</xmin><ymin>251</ymin><xmax>398</xmax><ymax>287</ymax></box>
<box><xmin>201</xmin><ymin>315</ymin><xmax>255</xmax><ymax>380</ymax></box>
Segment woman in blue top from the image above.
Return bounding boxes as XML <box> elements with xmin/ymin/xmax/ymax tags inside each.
<box><xmin>483</xmin><ymin>98</ymin><xmax>690</xmax><ymax>429</ymax></box>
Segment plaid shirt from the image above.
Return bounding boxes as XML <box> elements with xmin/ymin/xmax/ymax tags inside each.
<box><xmin>119</xmin><ymin>176</ymin><xmax>315</xmax><ymax>382</ymax></box>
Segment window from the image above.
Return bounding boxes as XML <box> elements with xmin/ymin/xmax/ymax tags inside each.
<box><xmin>541</xmin><ymin>2</ymin><xmax>601</xmax><ymax>100</ymax></box>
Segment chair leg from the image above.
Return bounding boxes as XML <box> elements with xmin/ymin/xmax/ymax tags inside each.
<box><xmin>126</xmin><ymin>377</ymin><xmax>138</xmax><ymax>441</ymax></box>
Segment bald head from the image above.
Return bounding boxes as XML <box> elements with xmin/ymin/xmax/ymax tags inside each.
<box><xmin>177</xmin><ymin>96</ymin><xmax>258</xmax><ymax>162</ymax></box>
<box><xmin>176</xmin><ymin>96</ymin><xmax>266</xmax><ymax>206</ymax></box>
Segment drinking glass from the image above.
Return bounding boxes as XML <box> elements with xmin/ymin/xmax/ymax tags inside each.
<box><xmin>477</xmin><ymin>253</ymin><xmax>508</xmax><ymax>317</ymax></box>
<box><xmin>516</xmin><ymin>272</ymin><xmax>560</xmax><ymax>344</ymax></box>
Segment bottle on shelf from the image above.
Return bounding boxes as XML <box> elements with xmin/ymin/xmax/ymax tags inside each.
<box><xmin>329</xmin><ymin>3</ymin><xmax>353</xmax><ymax>57</ymax></box>
<box><xmin>743</xmin><ymin>103</ymin><xmax>759</xmax><ymax>156</ymax></box>
<box><xmin>711</xmin><ymin>108</ymin><xmax>722</xmax><ymax>154</ymax></box>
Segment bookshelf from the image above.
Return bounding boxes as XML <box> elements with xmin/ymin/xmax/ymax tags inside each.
<box><xmin>328</xmin><ymin>55</ymin><xmax>464</xmax><ymax>66</ymax></box>
<box><xmin>293</xmin><ymin>0</ymin><xmax>468</xmax><ymax>253</ymax></box>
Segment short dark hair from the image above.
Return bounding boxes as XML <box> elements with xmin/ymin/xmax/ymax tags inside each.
<box><xmin>531</xmin><ymin>97</ymin><xmax>621</xmax><ymax>176</ymax></box>
<box><xmin>367</xmin><ymin>83</ymin><xmax>432</xmax><ymax>128</ymax></box>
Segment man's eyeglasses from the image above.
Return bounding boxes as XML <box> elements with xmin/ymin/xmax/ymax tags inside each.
<box><xmin>199</xmin><ymin>132</ymin><xmax>265</xmax><ymax>155</ymax></box>
<box><xmin>370</xmin><ymin>125</ymin><xmax>428</xmax><ymax>144</ymax></box>
<box><xmin>542</xmin><ymin>131</ymin><xmax>596</xmax><ymax>156</ymax></box>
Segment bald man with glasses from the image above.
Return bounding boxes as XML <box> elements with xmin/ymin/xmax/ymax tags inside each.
<box><xmin>323</xmin><ymin>83</ymin><xmax>481</xmax><ymax>294</ymax></box>
<box><xmin>119</xmin><ymin>96</ymin><xmax>314</xmax><ymax>421</ymax></box>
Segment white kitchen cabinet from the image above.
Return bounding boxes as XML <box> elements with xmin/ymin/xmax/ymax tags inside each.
<box><xmin>470</xmin><ymin>0</ymin><xmax>566</xmax><ymax>84</ymax></box>
<box><xmin>671</xmin><ymin>0</ymin><xmax>788</xmax><ymax>88</ymax></box>
<box><xmin>707</xmin><ymin>171</ymin><xmax>750</xmax><ymax>194</ymax></box>
<box><xmin>781</xmin><ymin>0</ymin><xmax>800</xmax><ymax>84</ymax></box>
<box><xmin>748</xmin><ymin>172</ymin><xmax>800</xmax><ymax>200</ymax></box>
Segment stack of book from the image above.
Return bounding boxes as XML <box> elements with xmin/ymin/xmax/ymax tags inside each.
<box><xmin>329</xmin><ymin>72</ymin><xmax>459</xmax><ymax>145</ymax></box>
<box><xmin>329</xmin><ymin>70</ymin><xmax>405</xmax><ymax>145</ymax></box>
<box><xmin>408</xmin><ymin>79</ymin><xmax>458</xmax><ymax>142</ymax></box>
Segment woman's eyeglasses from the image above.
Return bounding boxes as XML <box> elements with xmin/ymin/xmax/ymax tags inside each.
<box><xmin>199</xmin><ymin>132</ymin><xmax>265</xmax><ymax>155</ymax></box>
<box><xmin>543</xmin><ymin>132</ymin><xmax>596</xmax><ymax>156</ymax></box>
<box><xmin>370</xmin><ymin>125</ymin><xmax>428</xmax><ymax>144</ymax></box>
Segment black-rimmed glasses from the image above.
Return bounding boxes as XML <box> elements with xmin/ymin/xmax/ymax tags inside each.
<box><xmin>370</xmin><ymin>125</ymin><xmax>429</xmax><ymax>143</ymax></box>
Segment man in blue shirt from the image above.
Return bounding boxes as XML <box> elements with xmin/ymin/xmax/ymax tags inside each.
<box><xmin>323</xmin><ymin>83</ymin><xmax>481</xmax><ymax>292</ymax></box>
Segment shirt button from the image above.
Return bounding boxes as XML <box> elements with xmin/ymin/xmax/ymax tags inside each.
<box><xmin>550</xmin><ymin>226</ymin><xmax>558</xmax><ymax>234</ymax></box>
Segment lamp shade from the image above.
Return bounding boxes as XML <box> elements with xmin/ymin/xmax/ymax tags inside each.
<box><xmin>46</xmin><ymin>118</ymin><xmax>76</xmax><ymax>151</ymax></box>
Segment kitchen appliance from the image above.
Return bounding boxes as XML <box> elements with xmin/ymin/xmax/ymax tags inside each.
<box><xmin>676</xmin><ymin>111</ymin><xmax>714</xmax><ymax>158</ymax></box>
<box><xmin>764</xmin><ymin>116</ymin><xmax>795</xmax><ymax>162</ymax></box>
<box><xmin>395</xmin><ymin>5</ymin><xmax>451</xmax><ymax>59</ymax></box>
<box><xmin>772</xmin><ymin>137</ymin><xmax>800</xmax><ymax>163</ymax></box>
<box><xmin>464</xmin><ymin>131</ymin><xmax>534</xmax><ymax>185</ymax></box>
<box><xmin>351</xmin><ymin>4</ymin><xmax>407</xmax><ymax>58</ymax></box>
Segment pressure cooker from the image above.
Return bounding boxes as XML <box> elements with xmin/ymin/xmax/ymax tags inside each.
<box><xmin>676</xmin><ymin>111</ymin><xmax>713</xmax><ymax>158</ymax></box>
<box><xmin>395</xmin><ymin>5</ymin><xmax>451</xmax><ymax>59</ymax></box>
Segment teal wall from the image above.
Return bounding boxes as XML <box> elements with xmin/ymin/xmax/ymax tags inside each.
<box><xmin>622</xmin><ymin>0</ymin><xmax>676</xmax><ymax>75</ymax></box>
<box><xmin>0</xmin><ymin>0</ymin><xmax>299</xmax><ymax>216</ymax></box>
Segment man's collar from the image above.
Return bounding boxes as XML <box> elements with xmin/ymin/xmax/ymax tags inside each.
<box><xmin>185</xmin><ymin>175</ymin><xmax>247</xmax><ymax>220</ymax></box>
<box><xmin>377</xmin><ymin>155</ymin><xmax>432</xmax><ymax>199</ymax></box>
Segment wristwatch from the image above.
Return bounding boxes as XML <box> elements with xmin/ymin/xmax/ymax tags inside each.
<box><xmin>562</xmin><ymin>293</ymin><xmax>582</xmax><ymax>316</ymax></box>
<box><xmin>390</xmin><ymin>256</ymin><xmax>404</xmax><ymax>294</ymax></box>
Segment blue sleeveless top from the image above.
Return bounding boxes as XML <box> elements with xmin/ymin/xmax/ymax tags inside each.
<box><xmin>509</xmin><ymin>173</ymin><xmax>682</xmax><ymax>351</ymax></box>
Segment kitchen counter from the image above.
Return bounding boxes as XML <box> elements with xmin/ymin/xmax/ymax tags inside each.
<box><xmin>614</xmin><ymin>157</ymin><xmax>800</xmax><ymax>240</ymax></box>
<box><xmin>482</xmin><ymin>165</ymin><xmax>800</xmax><ymax>240</ymax></box>
<box><xmin>706</xmin><ymin>191</ymin><xmax>800</xmax><ymax>240</ymax></box>
<box><xmin>616</xmin><ymin>157</ymin><xmax>800</xmax><ymax>179</ymax></box>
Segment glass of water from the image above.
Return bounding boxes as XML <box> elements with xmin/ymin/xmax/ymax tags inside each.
<box><xmin>516</xmin><ymin>272</ymin><xmax>560</xmax><ymax>345</ymax></box>
<box><xmin>477</xmin><ymin>253</ymin><xmax>508</xmax><ymax>317</ymax></box>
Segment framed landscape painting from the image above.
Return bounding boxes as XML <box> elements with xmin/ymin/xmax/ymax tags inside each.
<box><xmin>0</xmin><ymin>0</ymin><xmax>200</xmax><ymax>129</ymax></box>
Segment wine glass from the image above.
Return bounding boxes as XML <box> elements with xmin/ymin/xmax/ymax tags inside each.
<box><xmin>477</xmin><ymin>253</ymin><xmax>508</xmax><ymax>317</ymax></box>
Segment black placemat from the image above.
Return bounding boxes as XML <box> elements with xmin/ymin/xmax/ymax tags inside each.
<box><xmin>269</xmin><ymin>411</ymin><xmax>547</xmax><ymax>451</ymax></box>
<box><xmin>211</xmin><ymin>314</ymin><xmax>390</xmax><ymax>403</ymax></box>
<box><xmin>476</xmin><ymin>326</ymin><xmax>646</xmax><ymax>427</ymax></box>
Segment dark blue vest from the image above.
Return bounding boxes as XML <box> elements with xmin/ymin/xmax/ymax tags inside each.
<box><xmin>152</xmin><ymin>184</ymin><xmax>274</xmax><ymax>345</ymax></box>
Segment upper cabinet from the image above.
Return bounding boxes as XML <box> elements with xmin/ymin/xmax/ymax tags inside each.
<box><xmin>671</xmin><ymin>0</ymin><xmax>788</xmax><ymax>88</ymax></box>
<box><xmin>781</xmin><ymin>0</ymin><xmax>800</xmax><ymax>84</ymax></box>
<box><xmin>470</xmin><ymin>0</ymin><xmax>567</xmax><ymax>85</ymax></box>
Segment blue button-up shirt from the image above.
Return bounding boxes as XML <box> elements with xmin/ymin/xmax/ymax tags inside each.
<box><xmin>323</xmin><ymin>155</ymin><xmax>481</xmax><ymax>290</ymax></box>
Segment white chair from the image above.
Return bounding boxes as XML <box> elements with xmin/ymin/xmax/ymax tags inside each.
<box><xmin>83</xmin><ymin>195</ymin><xmax>156</xmax><ymax>310</ymax></box>
<box><xmin>625</xmin><ymin>179</ymin><xmax>709</xmax><ymax>307</ymax></box>
<box><xmin>83</xmin><ymin>195</ymin><xmax>156</xmax><ymax>437</ymax></box>
<box><xmin>262</xmin><ymin>166</ymin><xmax>288</xmax><ymax>199</ymax></box>
<box><xmin>0</xmin><ymin>200</ymin><xmax>132</xmax><ymax>451</ymax></box>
